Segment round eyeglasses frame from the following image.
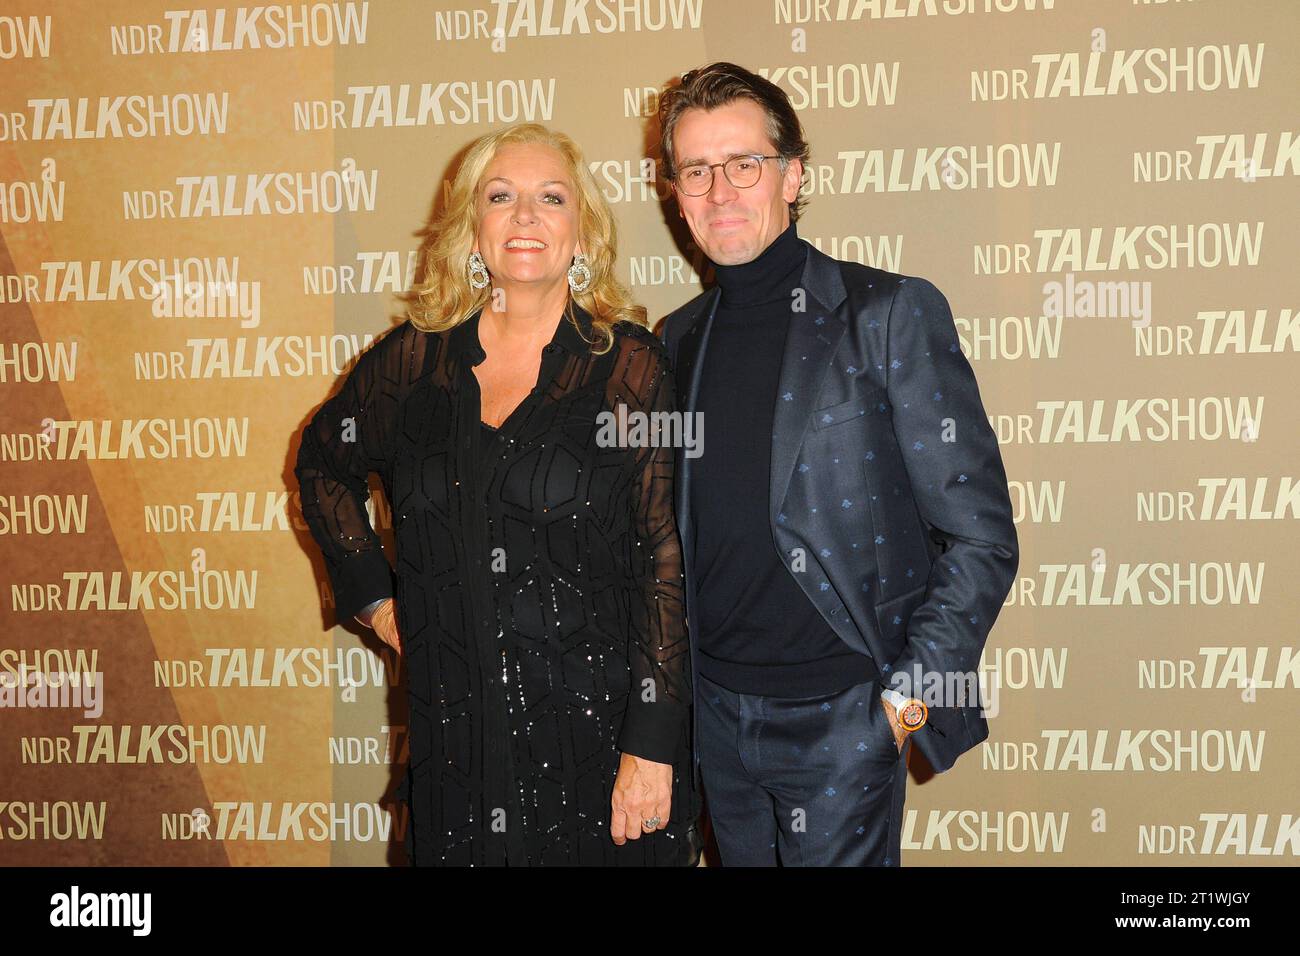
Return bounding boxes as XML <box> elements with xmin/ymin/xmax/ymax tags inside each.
<box><xmin>672</xmin><ymin>154</ymin><xmax>785</xmax><ymax>196</ymax></box>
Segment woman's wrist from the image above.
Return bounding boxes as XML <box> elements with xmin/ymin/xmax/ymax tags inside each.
<box><xmin>354</xmin><ymin>597</ymin><xmax>389</xmax><ymax>628</ymax></box>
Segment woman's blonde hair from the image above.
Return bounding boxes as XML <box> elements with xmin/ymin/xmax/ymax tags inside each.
<box><xmin>402</xmin><ymin>123</ymin><xmax>645</xmax><ymax>353</ymax></box>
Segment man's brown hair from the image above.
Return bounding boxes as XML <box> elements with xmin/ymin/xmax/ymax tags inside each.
<box><xmin>657</xmin><ymin>61</ymin><xmax>811</xmax><ymax>222</ymax></box>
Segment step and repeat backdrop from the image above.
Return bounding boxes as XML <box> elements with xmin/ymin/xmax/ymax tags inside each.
<box><xmin>1</xmin><ymin>0</ymin><xmax>1296</xmax><ymax>866</ymax></box>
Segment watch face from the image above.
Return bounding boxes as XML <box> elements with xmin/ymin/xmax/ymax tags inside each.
<box><xmin>899</xmin><ymin>700</ymin><xmax>927</xmax><ymax>731</ymax></box>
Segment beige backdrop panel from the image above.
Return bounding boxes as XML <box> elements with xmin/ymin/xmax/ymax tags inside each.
<box><xmin>0</xmin><ymin>0</ymin><xmax>1295</xmax><ymax>866</ymax></box>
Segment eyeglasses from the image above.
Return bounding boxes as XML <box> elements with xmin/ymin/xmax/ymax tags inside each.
<box><xmin>672</xmin><ymin>154</ymin><xmax>784</xmax><ymax>196</ymax></box>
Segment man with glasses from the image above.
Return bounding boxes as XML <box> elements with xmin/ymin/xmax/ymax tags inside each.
<box><xmin>656</xmin><ymin>62</ymin><xmax>1018</xmax><ymax>866</ymax></box>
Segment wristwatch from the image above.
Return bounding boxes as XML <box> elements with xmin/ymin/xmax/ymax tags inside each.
<box><xmin>881</xmin><ymin>688</ymin><xmax>928</xmax><ymax>733</ymax></box>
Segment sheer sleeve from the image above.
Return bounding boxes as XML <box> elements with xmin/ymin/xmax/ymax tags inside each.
<box><xmin>294</xmin><ymin>323</ymin><xmax>411</xmax><ymax>626</ymax></box>
<box><xmin>609</xmin><ymin>326</ymin><xmax>691</xmax><ymax>764</ymax></box>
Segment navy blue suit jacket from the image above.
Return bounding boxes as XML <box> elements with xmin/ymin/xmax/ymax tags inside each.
<box><xmin>661</xmin><ymin>239</ymin><xmax>1018</xmax><ymax>777</ymax></box>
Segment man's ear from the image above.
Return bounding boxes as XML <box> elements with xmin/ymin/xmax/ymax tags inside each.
<box><xmin>783</xmin><ymin>158</ymin><xmax>804</xmax><ymax>204</ymax></box>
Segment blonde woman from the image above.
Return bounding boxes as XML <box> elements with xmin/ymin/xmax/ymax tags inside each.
<box><xmin>294</xmin><ymin>124</ymin><xmax>700</xmax><ymax>866</ymax></box>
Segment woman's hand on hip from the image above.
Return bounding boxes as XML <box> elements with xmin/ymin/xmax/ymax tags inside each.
<box><xmin>610</xmin><ymin>751</ymin><xmax>671</xmax><ymax>845</ymax></box>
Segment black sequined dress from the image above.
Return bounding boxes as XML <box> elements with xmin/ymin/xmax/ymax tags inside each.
<box><xmin>295</xmin><ymin>301</ymin><xmax>700</xmax><ymax>865</ymax></box>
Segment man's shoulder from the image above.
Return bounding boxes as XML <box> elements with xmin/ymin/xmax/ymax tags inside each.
<box><xmin>810</xmin><ymin>248</ymin><xmax>963</xmax><ymax>334</ymax></box>
<box><xmin>804</xmin><ymin>242</ymin><xmax>925</xmax><ymax>304</ymax></box>
<box><xmin>663</xmin><ymin>285</ymin><xmax>715</xmax><ymax>321</ymax></box>
<box><xmin>658</xmin><ymin>286</ymin><xmax>717</xmax><ymax>345</ymax></box>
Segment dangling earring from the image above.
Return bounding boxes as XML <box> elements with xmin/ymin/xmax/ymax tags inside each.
<box><xmin>567</xmin><ymin>252</ymin><xmax>592</xmax><ymax>294</ymax></box>
<box><xmin>467</xmin><ymin>251</ymin><xmax>490</xmax><ymax>290</ymax></box>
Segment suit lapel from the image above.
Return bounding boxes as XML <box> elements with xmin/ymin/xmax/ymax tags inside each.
<box><xmin>672</xmin><ymin>287</ymin><xmax>721</xmax><ymax>552</ymax></box>
<box><xmin>770</xmin><ymin>244</ymin><xmax>850</xmax><ymax>521</ymax></box>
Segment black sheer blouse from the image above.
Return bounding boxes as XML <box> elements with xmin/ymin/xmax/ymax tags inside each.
<box><xmin>294</xmin><ymin>302</ymin><xmax>700</xmax><ymax>865</ymax></box>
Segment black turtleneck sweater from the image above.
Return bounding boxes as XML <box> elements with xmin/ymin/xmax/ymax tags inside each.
<box><xmin>692</xmin><ymin>220</ymin><xmax>878</xmax><ymax>698</ymax></box>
